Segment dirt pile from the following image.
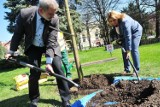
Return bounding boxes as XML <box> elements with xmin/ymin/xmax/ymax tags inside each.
<box><xmin>74</xmin><ymin>74</ymin><xmax>160</xmax><ymax>107</ymax></box>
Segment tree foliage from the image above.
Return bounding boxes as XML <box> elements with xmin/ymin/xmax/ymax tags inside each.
<box><xmin>3</xmin><ymin>0</ymin><xmax>84</xmax><ymax>41</ymax></box>
<box><xmin>135</xmin><ymin>0</ymin><xmax>160</xmax><ymax>38</ymax></box>
<box><xmin>3</xmin><ymin>0</ymin><xmax>35</xmax><ymax>33</ymax></box>
<box><xmin>58</xmin><ymin>8</ymin><xmax>84</xmax><ymax>40</ymax></box>
<box><xmin>121</xmin><ymin>2</ymin><xmax>150</xmax><ymax>34</ymax></box>
<box><xmin>80</xmin><ymin>0</ymin><xmax>121</xmax><ymax>44</ymax></box>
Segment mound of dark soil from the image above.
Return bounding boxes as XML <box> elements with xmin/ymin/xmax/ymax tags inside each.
<box><xmin>74</xmin><ymin>74</ymin><xmax>160</xmax><ymax>107</ymax></box>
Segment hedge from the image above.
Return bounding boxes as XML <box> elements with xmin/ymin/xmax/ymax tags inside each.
<box><xmin>113</xmin><ymin>38</ymin><xmax>160</xmax><ymax>49</ymax></box>
<box><xmin>0</xmin><ymin>56</ymin><xmax>28</xmax><ymax>70</ymax></box>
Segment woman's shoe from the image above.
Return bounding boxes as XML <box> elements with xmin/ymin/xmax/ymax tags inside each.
<box><xmin>122</xmin><ymin>71</ymin><xmax>132</xmax><ymax>76</ymax></box>
<box><xmin>132</xmin><ymin>72</ymin><xmax>138</xmax><ymax>77</ymax></box>
<box><xmin>122</xmin><ymin>71</ymin><xmax>130</xmax><ymax>74</ymax></box>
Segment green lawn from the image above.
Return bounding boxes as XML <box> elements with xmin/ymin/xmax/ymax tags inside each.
<box><xmin>0</xmin><ymin>43</ymin><xmax>160</xmax><ymax>107</ymax></box>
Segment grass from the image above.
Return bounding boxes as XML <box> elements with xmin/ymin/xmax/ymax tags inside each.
<box><xmin>0</xmin><ymin>43</ymin><xmax>160</xmax><ymax>107</ymax></box>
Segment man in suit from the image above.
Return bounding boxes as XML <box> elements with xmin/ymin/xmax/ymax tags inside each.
<box><xmin>5</xmin><ymin>0</ymin><xmax>71</xmax><ymax>107</ymax></box>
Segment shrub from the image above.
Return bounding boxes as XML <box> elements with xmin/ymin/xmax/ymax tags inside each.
<box><xmin>0</xmin><ymin>56</ymin><xmax>28</xmax><ymax>70</ymax></box>
<box><xmin>0</xmin><ymin>44</ymin><xmax>6</xmax><ymax>59</ymax></box>
<box><xmin>140</xmin><ymin>38</ymin><xmax>160</xmax><ymax>45</ymax></box>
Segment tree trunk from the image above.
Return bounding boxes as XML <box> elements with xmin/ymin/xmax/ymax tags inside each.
<box><xmin>155</xmin><ymin>0</ymin><xmax>160</xmax><ymax>38</ymax></box>
<box><xmin>85</xmin><ymin>13</ymin><xmax>92</xmax><ymax>48</ymax></box>
<box><xmin>136</xmin><ymin>0</ymin><xmax>144</xmax><ymax>32</ymax></box>
<box><xmin>64</xmin><ymin>0</ymin><xmax>83</xmax><ymax>81</ymax></box>
<box><xmin>86</xmin><ymin>24</ymin><xmax>92</xmax><ymax>48</ymax></box>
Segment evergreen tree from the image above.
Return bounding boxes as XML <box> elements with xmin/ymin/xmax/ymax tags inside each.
<box><xmin>3</xmin><ymin>0</ymin><xmax>37</xmax><ymax>33</ymax></box>
<box><xmin>58</xmin><ymin>8</ymin><xmax>84</xmax><ymax>40</ymax></box>
<box><xmin>3</xmin><ymin>0</ymin><xmax>84</xmax><ymax>40</ymax></box>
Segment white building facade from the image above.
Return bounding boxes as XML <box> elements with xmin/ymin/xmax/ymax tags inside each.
<box><xmin>78</xmin><ymin>26</ymin><xmax>104</xmax><ymax>50</ymax></box>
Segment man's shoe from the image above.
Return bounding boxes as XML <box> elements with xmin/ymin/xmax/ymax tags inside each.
<box><xmin>30</xmin><ymin>103</ymin><xmax>37</xmax><ymax>107</ymax></box>
<box><xmin>70</xmin><ymin>86</ymin><xmax>78</xmax><ymax>93</ymax></box>
<box><xmin>62</xmin><ymin>100</ymin><xmax>71</xmax><ymax>107</ymax></box>
<box><xmin>30</xmin><ymin>98</ymin><xmax>39</xmax><ymax>107</ymax></box>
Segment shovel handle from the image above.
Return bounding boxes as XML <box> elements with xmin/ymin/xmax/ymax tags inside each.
<box><xmin>8</xmin><ymin>58</ymin><xmax>80</xmax><ymax>87</ymax></box>
<box><xmin>121</xmin><ymin>48</ymin><xmax>140</xmax><ymax>81</ymax></box>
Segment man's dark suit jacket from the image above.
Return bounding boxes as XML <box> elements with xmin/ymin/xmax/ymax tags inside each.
<box><xmin>10</xmin><ymin>6</ymin><xmax>61</xmax><ymax>58</ymax></box>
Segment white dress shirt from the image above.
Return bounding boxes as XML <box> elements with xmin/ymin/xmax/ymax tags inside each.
<box><xmin>34</xmin><ymin>12</ymin><xmax>53</xmax><ymax>64</ymax></box>
<box><xmin>115</xmin><ymin>26</ymin><xmax>120</xmax><ymax>34</ymax></box>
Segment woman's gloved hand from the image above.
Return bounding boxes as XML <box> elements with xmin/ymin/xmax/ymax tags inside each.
<box><xmin>116</xmin><ymin>38</ymin><xmax>123</xmax><ymax>46</ymax></box>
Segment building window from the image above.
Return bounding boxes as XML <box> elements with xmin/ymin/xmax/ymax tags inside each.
<box><xmin>95</xmin><ymin>29</ymin><xmax>99</xmax><ymax>39</ymax></box>
<box><xmin>82</xmin><ymin>35</ymin><xmax>86</xmax><ymax>42</ymax></box>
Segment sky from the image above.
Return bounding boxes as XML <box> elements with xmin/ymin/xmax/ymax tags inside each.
<box><xmin>0</xmin><ymin>0</ymin><xmax>11</xmax><ymax>42</ymax></box>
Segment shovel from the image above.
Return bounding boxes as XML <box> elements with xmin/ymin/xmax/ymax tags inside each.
<box><xmin>8</xmin><ymin>57</ymin><xmax>80</xmax><ymax>87</ymax></box>
<box><xmin>121</xmin><ymin>48</ymin><xmax>140</xmax><ymax>82</ymax></box>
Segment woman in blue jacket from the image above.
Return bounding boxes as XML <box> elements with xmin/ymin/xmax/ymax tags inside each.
<box><xmin>107</xmin><ymin>10</ymin><xmax>143</xmax><ymax>75</ymax></box>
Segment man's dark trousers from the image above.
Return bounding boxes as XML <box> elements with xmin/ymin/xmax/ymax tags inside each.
<box><xmin>27</xmin><ymin>45</ymin><xmax>71</xmax><ymax>102</ymax></box>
